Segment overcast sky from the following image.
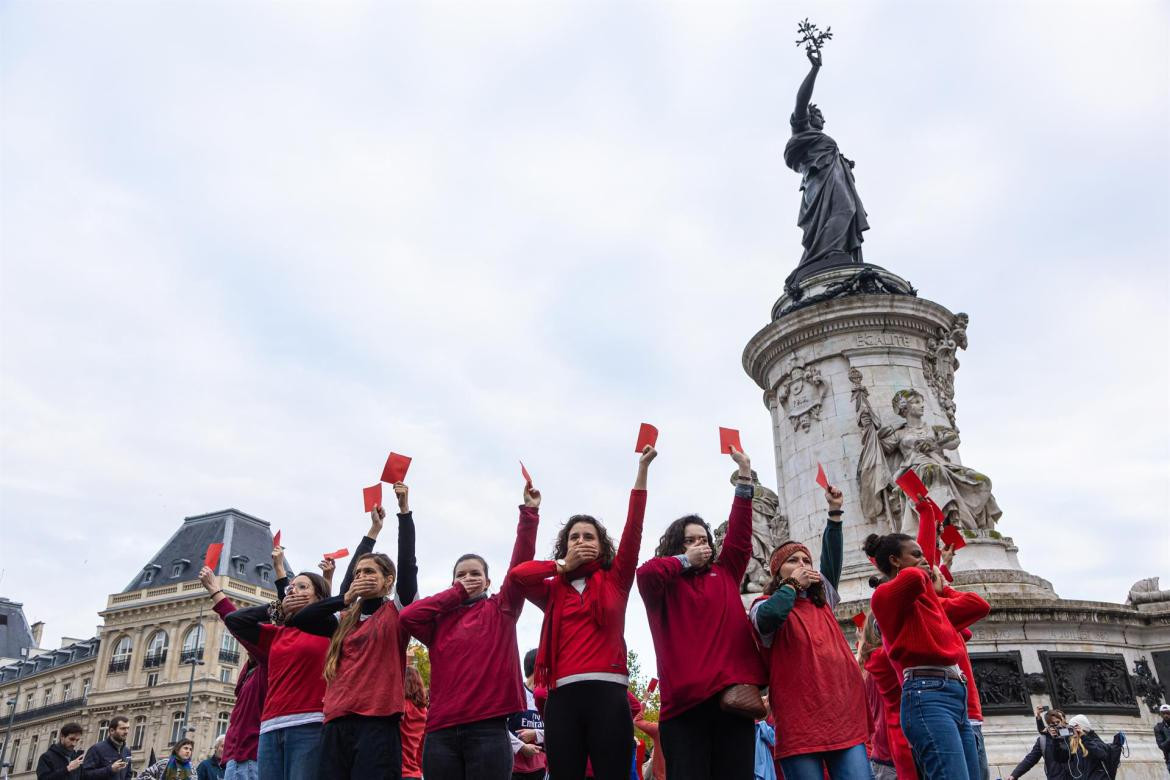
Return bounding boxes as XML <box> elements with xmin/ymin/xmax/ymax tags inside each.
<box><xmin>1</xmin><ymin>2</ymin><xmax>1167</xmax><ymax>675</ymax></box>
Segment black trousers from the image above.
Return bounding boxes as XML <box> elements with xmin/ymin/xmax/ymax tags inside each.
<box><xmin>423</xmin><ymin>717</ymin><xmax>514</xmax><ymax>780</ymax></box>
<box><xmin>318</xmin><ymin>714</ymin><xmax>403</xmax><ymax>780</ymax></box>
<box><xmin>543</xmin><ymin>680</ymin><xmax>633</xmax><ymax>780</ymax></box>
<box><xmin>659</xmin><ymin>692</ymin><xmax>756</xmax><ymax>780</ymax></box>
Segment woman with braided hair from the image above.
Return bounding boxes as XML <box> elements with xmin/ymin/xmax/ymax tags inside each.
<box><xmin>749</xmin><ymin>483</ymin><xmax>871</xmax><ymax>780</ymax></box>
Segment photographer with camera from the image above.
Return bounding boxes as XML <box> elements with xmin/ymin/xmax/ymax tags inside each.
<box><xmin>1007</xmin><ymin>709</ymin><xmax>1074</xmax><ymax>780</ymax></box>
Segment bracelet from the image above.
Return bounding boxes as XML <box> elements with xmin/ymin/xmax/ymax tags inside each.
<box><xmin>828</xmin><ymin>510</ymin><xmax>844</xmax><ymax>517</ymax></box>
<box><xmin>735</xmin><ymin>476</ymin><xmax>752</xmax><ymax>482</ymax></box>
<box><xmin>210</xmin><ymin>590</ymin><xmax>223</xmax><ymax>598</ymax></box>
<box><xmin>779</xmin><ymin>577</ymin><xmax>799</xmax><ymax>592</ymax></box>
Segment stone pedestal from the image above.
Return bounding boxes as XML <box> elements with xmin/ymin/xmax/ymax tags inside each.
<box><xmin>741</xmin><ymin>263</ymin><xmax>1170</xmax><ymax>779</ymax></box>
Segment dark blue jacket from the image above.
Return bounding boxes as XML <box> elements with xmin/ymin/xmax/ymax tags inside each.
<box><xmin>80</xmin><ymin>738</ymin><xmax>131</xmax><ymax>780</ymax></box>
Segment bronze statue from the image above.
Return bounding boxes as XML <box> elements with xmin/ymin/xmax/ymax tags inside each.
<box><xmin>785</xmin><ymin>22</ymin><xmax>869</xmax><ymax>292</ymax></box>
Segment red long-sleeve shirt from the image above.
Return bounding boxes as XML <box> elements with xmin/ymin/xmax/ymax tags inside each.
<box><xmin>322</xmin><ymin>600</ymin><xmax>410</xmax><ymax>722</ymax></box>
<box><xmin>864</xmin><ymin>647</ymin><xmax>918</xmax><ymax>780</ymax></box>
<box><xmin>399</xmin><ymin>505</ymin><xmax>539</xmax><ymax>732</ymax></box>
<box><xmin>939</xmin><ymin>588</ymin><xmax>991</xmax><ymax>721</ymax></box>
<box><xmin>212</xmin><ymin>599</ymin><xmax>267</xmax><ymax>763</ymax></box>
<box><xmin>870</xmin><ymin>566</ymin><xmax>989</xmax><ymax>671</ymax></box>
<box><xmin>507</xmin><ymin>489</ymin><xmax>646</xmax><ymax>686</ymax></box>
<box><xmin>636</xmin><ymin>491</ymin><xmax>766</xmax><ymax>720</ymax></box>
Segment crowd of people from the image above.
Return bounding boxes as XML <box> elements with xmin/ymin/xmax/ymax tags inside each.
<box><xmin>23</xmin><ymin>444</ymin><xmax>1154</xmax><ymax>780</ymax></box>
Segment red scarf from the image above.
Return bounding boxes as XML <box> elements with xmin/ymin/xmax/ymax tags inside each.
<box><xmin>534</xmin><ymin>560</ymin><xmax>606</xmax><ymax>689</ymax></box>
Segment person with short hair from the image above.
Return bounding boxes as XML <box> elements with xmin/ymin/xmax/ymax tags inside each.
<box><xmin>196</xmin><ymin>736</ymin><xmax>225</xmax><ymax>780</ymax></box>
<box><xmin>137</xmin><ymin>739</ymin><xmax>195</xmax><ymax>780</ymax></box>
<box><xmin>36</xmin><ymin>721</ymin><xmax>84</xmax><ymax>780</ymax></box>
<box><xmin>1155</xmin><ymin>704</ymin><xmax>1170</xmax><ymax>777</ymax></box>
<box><xmin>1006</xmin><ymin>705</ymin><xmax>1074</xmax><ymax>780</ymax></box>
<box><xmin>81</xmin><ymin>715</ymin><xmax>131</xmax><ymax>779</ymax></box>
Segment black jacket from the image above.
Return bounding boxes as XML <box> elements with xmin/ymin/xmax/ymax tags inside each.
<box><xmin>1156</xmin><ymin>720</ymin><xmax>1170</xmax><ymax>758</ymax></box>
<box><xmin>80</xmin><ymin>738</ymin><xmax>131</xmax><ymax>780</ymax></box>
<box><xmin>36</xmin><ymin>742</ymin><xmax>83</xmax><ymax>780</ymax></box>
<box><xmin>1012</xmin><ymin>735</ymin><xmax>1074</xmax><ymax>780</ymax></box>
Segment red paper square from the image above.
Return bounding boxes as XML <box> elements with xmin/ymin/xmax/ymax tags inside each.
<box><xmin>381</xmin><ymin>452</ymin><xmax>412</xmax><ymax>484</ymax></box>
<box><xmin>850</xmin><ymin>612</ymin><xmax>866</xmax><ymax>629</ymax></box>
<box><xmin>647</xmin><ymin>678</ymin><xmax>659</xmax><ymax>695</ymax></box>
<box><xmin>895</xmin><ymin>469</ymin><xmax>928</xmax><ymax>501</ymax></box>
<box><xmin>718</xmin><ymin>427</ymin><xmax>743</xmax><ymax>454</ymax></box>
<box><xmin>941</xmin><ymin>524</ymin><xmax>967</xmax><ymax>550</ymax></box>
<box><xmin>323</xmin><ymin>548</ymin><xmax>350</xmax><ymax>561</ymax></box>
<box><xmin>273</xmin><ymin>530</ymin><xmax>282</xmax><ymax>549</ymax></box>
<box><xmin>815</xmin><ymin>462</ymin><xmax>830</xmax><ymax>490</ymax></box>
<box><xmin>635</xmin><ymin>423</ymin><xmax>659</xmax><ymax>452</ymax></box>
<box><xmin>363</xmin><ymin>484</ymin><xmax>383</xmax><ymax>513</ymax></box>
<box><xmin>205</xmin><ymin>542</ymin><xmax>224</xmax><ymax>570</ymax></box>
<box><xmin>520</xmin><ymin>460</ymin><xmax>533</xmax><ymax>486</ymax></box>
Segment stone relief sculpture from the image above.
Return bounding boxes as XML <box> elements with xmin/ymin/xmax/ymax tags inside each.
<box><xmin>775</xmin><ymin>353</ymin><xmax>828</xmax><ymax>432</ymax></box>
<box><xmin>923</xmin><ymin>312</ymin><xmax>969</xmax><ymax>427</ymax></box>
<box><xmin>851</xmin><ymin>367</ymin><xmax>1001</xmax><ymax>533</ymax></box>
<box><xmin>713</xmin><ymin>470</ymin><xmax>788</xmax><ymax>594</ymax></box>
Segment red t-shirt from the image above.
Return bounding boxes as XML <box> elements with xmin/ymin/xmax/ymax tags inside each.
<box><xmin>400</xmin><ymin>699</ymin><xmax>426</xmax><ymax>777</ymax></box>
<box><xmin>257</xmin><ymin>625</ymin><xmax>329</xmax><ymax>722</ymax></box>
<box><xmin>323</xmin><ymin>601</ymin><xmax>409</xmax><ymax>721</ymax></box>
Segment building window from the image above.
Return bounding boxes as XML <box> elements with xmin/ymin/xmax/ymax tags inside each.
<box><xmin>25</xmin><ymin>692</ymin><xmax>34</xmax><ymax>710</ymax></box>
<box><xmin>144</xmin><ymin>630</ymin><xmax>169</xmax><ymax>668</ymax></box>
<box><xmin>171</xmin><ymin>563</ymin><xmax>184</xmax><ymax>577</ymax></box>
<box><xmin>132</xmin><ymin>716</ymin><xmax>147</xmax><ymax>750</ymax></box>
<box><xmin>62</xmin><ymin>681</ymin><xmax>72</xmax><ymax>700</ymax></box>
<box><xmin>180</xmin><ymin>625</ymin><xmax>205</xmax><ymax>663</ymax></box>
<box><xmin>219</xmin><ymin>667</ymin><xmax>233</xmax><ymax>684</ymax></box>
<box><xmin>146</xmin><ymin>672</ymin><xmax>160</xmax><ymax>688</ymax></box>
<box><xmin>108</xmin><ymin>635</ymin><xmax>133</xmax><ymax>673</ymax></box>
<box><xmin>236</xmin><ymin>559</ymin><xmax>246</xmax><ymax>576</ymax></box>
<box><xmin>8</xmin><ymin>739</ymin><xmax>19</xmax><ymax>772</ymax></box>
<box><xmin>142</xmin><ymin>569</ymin><xmax>154</xmax><ymax>585</ymax></box>
<box><xmin>98</xmin><ymin>720</ymin><xmax>109</xmax><ymax>742</ymax></box>
<box><xmin>169</xmin><ymin>712</ymin><xmax>185</xmax><ymax>745</ymax></box>
<box><xmin>43</xmin><ymin>686</ymin><xmax>53</xmax><ymax>706</ymax></box>
<box><xmin>49</xmin><ymin>730</ymin><xmax>57</xmax><ymax>745</ymax></box>
<box><xmin>216</xmin><ymin>712</ymin><xmax>230</xmax><ymax>738</ymax></box>
<box><xmin>25</xmin><ymin>735</ymin><xmax>38</xmax><ymax>771</ymax></box>
<box><xmin>260</xmin><ymin>568</ymin><xmax>271</xmax><ymax>583</ymax></box>
<box><xmin>82</xmin><ymin>678</ymin><xmax>91</xmax><ymax>697</ymax></box>
<box><xmin>219</xmin><ymin>633</ymin><xmax>239</xmax><ymax>664</ymax></box>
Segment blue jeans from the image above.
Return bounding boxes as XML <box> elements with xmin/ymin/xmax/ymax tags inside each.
<box><xmin>422</xmin><ymin>717</ymin><xmax>513</xmax><ymax>780</ymax></box>
<box><xmin>778</xmin><ymin>743</ymin><xmax>873</xmax><ymax>780</ymax></box>
<box><xmin>258</xmin><ymin>722</ymin><xmax>322</xmax><ymax>780</ymax></box>
<box><xmin>225</xmin><ymin>760</ymin><xmax>259</xmax><ymax>780</ymax></box>
<box><xmin>900</xmin><ymin>678</ymin><xmax>979</xmax><ymax>780</ymax></box>
<box><xmin>971</xmin><ymin>723</ymin><xmax>989</xmax><ymax>780</ymax></box>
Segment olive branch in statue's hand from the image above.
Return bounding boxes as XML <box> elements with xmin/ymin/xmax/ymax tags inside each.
<box><xmin>796</xmin><ymin>18</ymin><xmax>832</xmax><ymax>64</ymax></box>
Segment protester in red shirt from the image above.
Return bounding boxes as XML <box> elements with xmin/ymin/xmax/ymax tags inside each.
<box><xmin>400</xmin><ymin>665</ymin><xmax>428</xmax><ymax>780</ymax></box>
<box><xmin>399</xmin><ymin>481</ymin><xmax>542</xmax><ymax>779</ymax></box>
<box><xmin>506</xmin><ymin>445</ymin><xmax>656</xmax><ymax>780</ymax></box>
<box><xmin>866</xmin><ymin>519</ymin><xmax>990</xmax><ymax>780</ymax></box>
<box><xmin>637</xmin><ymin>444</ymin><xmax>767</xmax><ymax>780</ymax></box>
<box><xmin>749</xmin><ymin>483</ymin><xmax>869</xmax><ymax>780</ymax></box>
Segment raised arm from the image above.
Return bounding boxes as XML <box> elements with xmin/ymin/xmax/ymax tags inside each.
<box><xmin>506</xmin><ymin>561</ymin><xmax>555</xmax><ymax>611</ymax></box>
<box><xmin>271</xmin><ymin>545</ymin><xmax>288</xmax><ymax>600</ymax></box>
<box><xmin>399</xmin><ymin>583</ymin><xmax>469</xmax><ymax>646</ymax></box>
<box><xmin>223</xmin><ymin>605</ymin><xmax>271</xmax><ymax>648</ymax></box>
<box><xmin>718</xmin><ymin>446</ymin><xmax>756</xmax><ymax>583</ymax></box>
<box><xmin>338</xmin><ymin>505</ymin><xmax>387</xmax><ymax>597</ymax></box>
<box><xmin>794</xmin><ymin>50</ymin><xmax>822</xmax><ymax>118</ymax></box>
<box><xmin>393</xmin><ymin>483</ymin><xmax>419</xmax><ymax>606</ymax></box>
<box><xmin>615</xmin><ymin>446</ymin><xmax>656</xmax><ymax>593</ymax></box>
<box><xmin>916</xmin><ymin>497</ymin><xmax>942</xmax><ymax>568</ymax></box>
<box><xmin>500</xmin><ymin>484</ymin><xmax>541</xmax><ymax>613</ymax></box>
<box><xmin>285</xmin><ymin>595</ymin><xmax>344</xmax><ymax>637</ymax></box>
<box><xmin>820</xmin><ymin>485</ymin><xmax>845</xmax><ymax>590</ymax></box>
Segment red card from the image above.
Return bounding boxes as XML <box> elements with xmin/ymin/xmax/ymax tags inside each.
<box><xmin>895</xmin><ymin>469</ymin><xmax>928</xmax><ymax>501</ymax></box>
<box><xmin>635</xmin><ymin>423</ymin><xmax>658</xmax><ymax>452</ymax></box>
<box><xmin>941</xmin><ymin>524</ymin><xmax>967</xmax><ymax>551</ymax></box>
<box><xmin>718</xmin><ymin>427</ymin><xmax>743</xmax><ymax>454</ymax></box>
<box><xmin>273</xmin><ymin>530</ymin><xmax>282</xmax><ymax>549</ymax></box>
<box><xmin>323</xmin><ymin>548</ymin><xmax>350</xmax><ymax>561</ymax></box>
<box><xmin>363</xmin><ymin>483</ymin><xmax>383</xmax><ymax>513</ymax></box>
<box><xmin>850</xmin><ymin>612</ymin><xmax>866</xmax><ymax>629</ymax></box>
<box><xmin>815</xmin><ymin>462</ymin><xmax>830</xmax><ymax>490</ymax></box>
<box><xmin>647</xmin><ymin>678</ymin><xmax>659</xmax><ymax>695</ymax></box>
<box><xmin>204</xmin><ymin>543</ymin><xmax>224</xmax><ymax>570</ymax></box>
<box><xmin>381</xmin><ymin>452</ymin><xmax>412</xmax><ymax>484</ymax></box>
<box><xmin>520</xmin><ymin>460</ymin><xmax>533</xmax><ymax>486</ymax></box>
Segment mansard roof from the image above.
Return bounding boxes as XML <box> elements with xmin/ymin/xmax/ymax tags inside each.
<box><xmin>123</xmin><ymin>508</ymin><xmax>283</xmax><ymax>593</ymax></box>
<box><xmin>0</xmin><ymin>637</ymin><xmax>99</xmax><ymax>682</ymax></box>
<box><xmin>0</xmin><ymin>598</ymin><xmax>36</xmax><ymax>662</ymax></box>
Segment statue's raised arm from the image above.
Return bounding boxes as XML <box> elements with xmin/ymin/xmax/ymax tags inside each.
<box><xmin>793</xmin><ymin>49</ymin><xmax>822</xmax><ymax>120</ymax></box>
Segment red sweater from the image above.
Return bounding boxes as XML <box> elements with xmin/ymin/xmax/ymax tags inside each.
<box><xmin>864</xmin><ymin>647</ymin><xmax>917</xmax><ymax>780</ymax></box>
<box><xmin>322</xmin><ymin>600</ymin><xmax>410</xmax><ymax>722</ymax></box>
<box><xmin>399</xmin><ymin>505</ymin><xmax>538</xmax><ymax>732</ymax></box>
<box><xmin>939</xmin><ymin>589</ymin><xmax>991</xmax><ymax>721</ymax></box>
<box><xmin>508</xmin><ymin>489</ymin><xmax>646</xmax><ymax>686</ymax></box>
<box><xmin>213</xmin><ymin>600</ymin><xmax>267</xmax><ymax>761</ymax></box>
<box><xmin>870</xmin><ymin>566</ymin><xmax>987</xmax><ymax>670</ymax></box>
<box><xmin>636</xmin><ymin>492</ymin><xmax>767</xmax><ymax>720</ymax></box>
<box><xmin>257</xmin><ymin>624</ymin><xmax>329</xmax><ymax>722</ymax></box>
<box><xmin>400</xmin><ymin>699</ymin><xmax>426</xmax><ymax>777</ymax></box>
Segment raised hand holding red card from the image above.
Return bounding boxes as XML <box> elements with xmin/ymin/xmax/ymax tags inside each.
<box><xmin>895</xmin><ymin>469</ymin><xmax>928</xmax><ymax>502</ymax></box>
<box><xmin>635</xmin><ymin>423</ymin><xmax>659</xmax><ymax>452</ymax></box>
<box><xmin>363</xmin><ymin>484</ymin><xmax>383</xmax><ymax>513</ymax></box>
<box><xmin>273</xmin><ymin>530</ymin><xmax>282</xmax><ymax>549</ymax></box>
<box><xmin>205</xmin><ymin>543</ymin><xmax>224</xmax><ymax>570</ymax></box>
<box><xmin>520</xmin><ymin>460</ymin><xmax>533</xmax><ymax>487</ymax></box>
<box><xmin>941</xmin><ymin>523</ymin><xmax>967</xmax><ymax>551</ymax></box>
<box><xmin>718</xmin><ymin>427</ymin><xmax>743</xmax><ymax>454</ymax></box>
<box><xmin>815</xmin><ymin>462</ymin><xmax>830</xmax><ymax>490</ymax></box>
<box><xmin>381</xmin><ymin>452</ymin><xmax>412</xmax><ymax>484</ymax></box>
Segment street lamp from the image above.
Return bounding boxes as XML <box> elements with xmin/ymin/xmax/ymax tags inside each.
<box><xmin>0</xmin><ymin>696</ymin><xmax>17</xmax><ymax>780</ymax></box>
<box><xmin>180</xmin><ymin>602</ymin><xmax>206</xmax><ymax>738</ymax></box>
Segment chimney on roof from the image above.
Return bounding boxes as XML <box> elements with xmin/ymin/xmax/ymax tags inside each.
<box><xmin>30</xmin><ymin>622</ymin><xmax>44</xmax><ymax>647</ymax></box>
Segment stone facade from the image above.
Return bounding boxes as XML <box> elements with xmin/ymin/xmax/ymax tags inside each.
<box><xmin>0</xmin><ymin>511</ymin><xmax>277</xmax><ymax>778</ymax></box>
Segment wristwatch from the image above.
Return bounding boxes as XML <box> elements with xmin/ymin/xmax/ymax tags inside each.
<box><xmin>555</xmin><ymin>559</ymin><xmax>567</xmax><ymax>573</ymax></box>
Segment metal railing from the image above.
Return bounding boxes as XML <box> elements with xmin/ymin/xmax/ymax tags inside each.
<box><xmin>217</xmin><ymin>650</ymin><xmax>239</xmax><ymax>665</ymax></box>
<box><xmin>12</xmin><ymin>696</ymin><xmax>87</xmax><ymax>725</ymax></box>
<box><xmin>142</xmin><ymin>650</ymin><xmax>168</xmax><ymax>669</ymax></box>
<box><xmin>107</xmin><ymin>658</ymin><xmax>130</xmax><ymax>674</ymax></box>
<box><xmin>179</xmin><ymin>648</ymin><xmax>204</xmax><ymax>664</ymax></box>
